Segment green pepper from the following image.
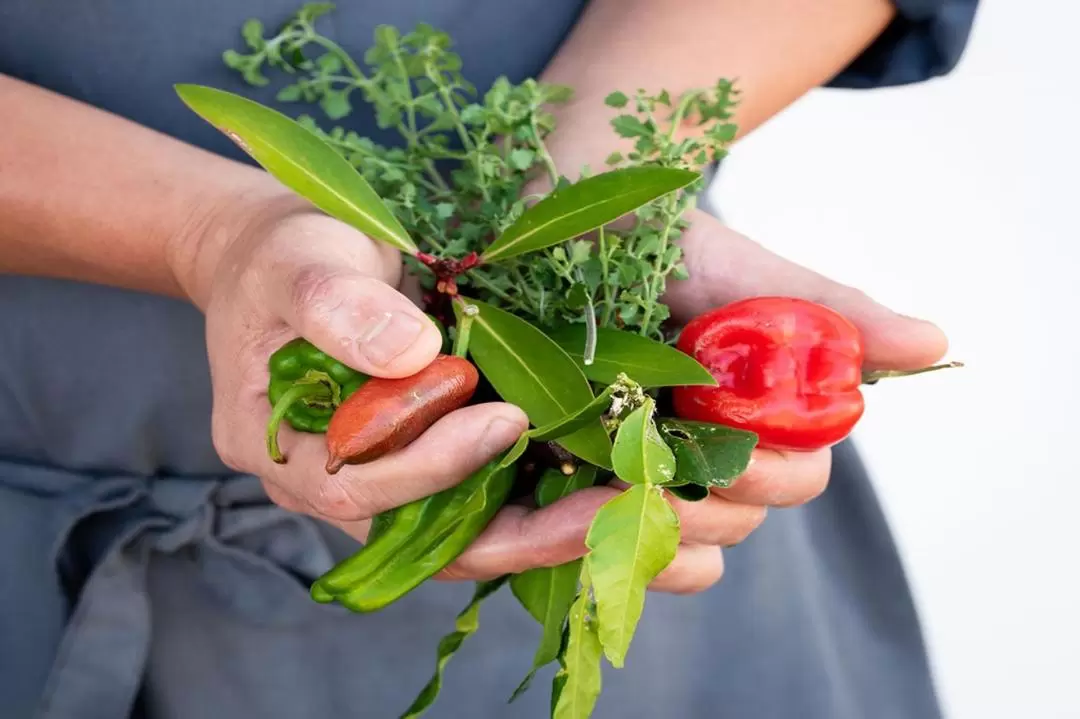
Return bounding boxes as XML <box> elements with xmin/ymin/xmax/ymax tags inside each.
<box><xmin>266</xmin><ymin>338</ymin><xmax>368</xmax><ymax>463</ymax></box>
<box><xmin>310</xmin><ymin>458</ymin><xmax>516</xmax><ymax>612</ymax></box>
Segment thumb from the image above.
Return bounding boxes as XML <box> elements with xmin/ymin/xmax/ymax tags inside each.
<box><xmin>271</xmin><ymin>262</ymin><xmax>442</xmax><ymax>378</ymax></box>
<box><xmin>664</xmin><ymin>213</ymin><xmax>949</xmax><ymax>370</ymax></box>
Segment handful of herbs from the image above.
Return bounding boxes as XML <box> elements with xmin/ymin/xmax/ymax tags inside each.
<box><xmin>179</xmin><ymin>4</ymin><xmax>756</xmax><ymax>718</ymax></box>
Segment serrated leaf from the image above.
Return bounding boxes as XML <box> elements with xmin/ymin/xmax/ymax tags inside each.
<box><xmin>481</xmin><ymin>167</ymin><xmax>698</xmax><ymax>262</ymax></box>
<box><xmin>399</xmin><ymin>577</ymin><xmax>508</xmax><ymax>719</ymax></box>
<box><xmin>175</xmin><ymin>85</ymin><xmax>416</xmax><ymax>254</ymax></box>
<box><xmin>319</xmin><ymin>90</ymin><xmax>351</xmax><ymax>119</ymax></box>
<box><xmin>610</xmin><ymin>115</ymin><xmax>651</xmax><ymax>138</ymax></box>
<box><xmin>604</xmin><ymin>91</ymin><xmax>628</xmax><ymax>108</ymax></box>
<box><xmin>276</xmin><ymin>84</ymin><xmax>303</xmax><ymax>102</ymax></box>
<box><xmin>509</xmin><ymin>148</ymin><xmax>536</xmax><ymax>170</ymax></box>
<box><xmin>549</xmin><ymin>325</ymin><xmax>716</xmax><ymax>388</ymax></box>
<box><xmin>509</xmin><ymin>466</ymin><xmax>596</xmax><ymax>702</ymax></box>
<box><xmin>461</xmin><ymin>299</ymin><xmax>612</xmax><ymax>468</ymax></box>
<box><xmin>551</xmin><ymin>576</ymin><xmax>603</xmax><ymax>719</ymax></box>
<box><xmin>612</xmin><ymin>397</ymin><xmax>676</xmax><ymax>486</ymax></box>
<box><xmin>586</xmin><ymin>485</ymin><xmax>679</xmax><ymax>667</ymax></box>
<box><xmin>658</xmin><ymin>419</ymin><xmax>758</xmax><ymax>489</ymax></box>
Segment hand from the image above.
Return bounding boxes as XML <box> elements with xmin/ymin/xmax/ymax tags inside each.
<box><xmin>440</xmin><ymin>209</ymin><xmax>948</xmax><ymax>593</ymax></box>
<box><xmin>192</xmin><ymin>206</ymin><xmax>528</xmax><ymax>531</ymax></box>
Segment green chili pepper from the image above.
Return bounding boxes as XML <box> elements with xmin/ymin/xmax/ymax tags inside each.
<box><xmin>266</xmin><ymin>338</ymin><xmax>368</xmax><ymax>463</ymax></box>
<box><xmin>310</xmin><ymin>458</ymin><xmax>516</xmax><ymax>612</ymax></box>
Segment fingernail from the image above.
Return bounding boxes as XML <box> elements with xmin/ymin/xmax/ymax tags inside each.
<box><xmin>482</xmin><ymin>416</ymin><xmax>523</xmax><ymax>455</ymax></box>
<box><xmin>358</xmin><ymin>311</ymin><xmax>424</xmax><ymax>367</ymax></box>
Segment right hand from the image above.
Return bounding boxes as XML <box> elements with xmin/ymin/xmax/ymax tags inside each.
<box><xmin>187</xmin><ymin>205</ymin><xmax>528</xmax><ymax>533</ymax></box>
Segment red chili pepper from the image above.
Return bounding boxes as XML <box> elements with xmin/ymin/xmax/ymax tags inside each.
<box><xmin>325</xmin><ymin>355</ymin><xmax>479</xmax><ymax>473</ymax></box>
<box><xmin>672</xmin><ymin>297</ymin><xmax>865</xmax><ymax>451</ymax></box>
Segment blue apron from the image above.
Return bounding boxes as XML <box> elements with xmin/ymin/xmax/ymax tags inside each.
<box><xmin>0</xmin><ymin>1</ymin><xmax>976</xmax><ymax>717</ymax></box>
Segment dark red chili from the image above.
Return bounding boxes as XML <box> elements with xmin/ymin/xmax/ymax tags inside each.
<box><xmin>325</xmin><ymin>354</ymin><xmax>479</xmax><ymax>473</ymax></box>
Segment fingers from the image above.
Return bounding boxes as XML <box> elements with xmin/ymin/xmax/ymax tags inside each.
<box><xmin>712</xmin><ymin>448</ymin><xmax>832</xmax><ymax>508</ymax></box>
<box><xmin>268</xmin><ymin>262</ymin><xmax>443</xmax><ymax>378</ymax></box>
<box><xmin>649</xmin><ymin>545</ymin><xmax>725</xmax><ymax>594</ymax></box>
<box><xmin>239</xmin><ymin>402</ymin><xmax>528</xmax><ymax>522</ymax></box>
<box><xmin>663</xmin><ymin>210</ymin><xmax>949</xmax><ymax>370</ymax></box>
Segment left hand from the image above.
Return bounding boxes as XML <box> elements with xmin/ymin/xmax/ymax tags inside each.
<box><xmin>439</xmin><ymin>210</ymin><xmax>949</xmax><ymax>593</ymax></box>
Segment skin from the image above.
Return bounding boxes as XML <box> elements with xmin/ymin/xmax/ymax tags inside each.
<box><xmin>0</xmin><ymin>0</ymin><xmax>949</xmax><ymax>595</ymax></box>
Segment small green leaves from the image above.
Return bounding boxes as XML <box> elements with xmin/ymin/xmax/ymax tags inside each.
<box><xmin>658</xmin><ymin>419</ymin><xmax>758</xmax><ymax>489</ymax></box>
<box><xmin>611</xmin><ymin>397</ymin><xmax>676</xmax><ymax>486</ymax></box>
<box><xmin>526</xmin><ymin>385</ymin><xmax>617</xmax><ymax>443</ymax></box>
<box><xmin>399</xmin><ymin>577</ymin><xmax>509</xmax><ymax>719</ymax></box>
<box><xmin>550</xmin><ymin>325</ymin><xmax>716</xmax><ymax>387</ymax></box>
<box><xmin>463</xmin><ymin>299</ymin><xmax>612</xmax><ymax>468</ymax></box>
<box><xmin>481</xmin><ymin>167</ymin><xmax>699</xmax><ymax>262</ymax></box>
<box><xmin>586</xmin><ymin>484</ymin><xmax>679</xmax><ymax>667</ymax></box>
<box><xmin>174</xmin><ymin>85</ymin><xmax>417</xmax><ymax>254</ymax></box>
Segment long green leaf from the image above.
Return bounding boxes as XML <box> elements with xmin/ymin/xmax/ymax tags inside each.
<box><xmin>550</xmin><ymin>325</ymin><xmax>716</xmax><ymax>387</ymax></box>
<box><xmin>399</xmin><ymin>577</ymin><xmax>509</xmax><ymax>719</ymax></box>
<box><xmin>611</xmin><ymin>397</ymin><xmax>676</xmax><ymax>486</ymax></box>
<box><xmin>551</xmin><ymin>574</ymin><xmax>603</xmax><ymax>719</ymax></box>
<box><xmin>462</xmin><ymin>299</ymin><xmax>612</xmax><ymax>468</ymax></box>
<box><xmin>586</xmin><ymin>484</ymin><xmax>679</xmax><ymax>668</ymax></box>
<box><xmin>482</xmin><ymin>167</ymin><xmax>698</xmax><ymax>262</ymax></box>
<box><xmin>509</xmin><ymin>467</ymin><xmax>597</xmax><ymax>702</ymax></box>
<box><xmin>527</xmin><ymin>385</ymin><xmax>616</xmax><ymax>443</ymax></box>
<box><xmin>175</xmin><ymin>84</ymin><xmax>417</xmax><ymax>254</ymax></box>
<box><xmin>658</xmin><ymin>418</ymin><xmax>758</xmax><ymax>489</ymax></box>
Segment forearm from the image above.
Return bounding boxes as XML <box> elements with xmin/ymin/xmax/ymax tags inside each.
<box><xmin>0</xmin><ymin>74</ymin><xmax>304</xmax><ymax>304</ymax></box>
<box><xmin>542</xmin><ymin>0</ymin><xmax>895</xmax><ymax>172</ymax></box>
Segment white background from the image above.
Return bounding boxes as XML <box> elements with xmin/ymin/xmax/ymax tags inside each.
<box><xmin>709</xmin><ymin>2</ymin><xmax>1079</xmax><ymax>718</ymax></box>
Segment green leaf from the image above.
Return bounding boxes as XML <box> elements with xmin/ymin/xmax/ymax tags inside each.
<box><xmin>610</xmin><ymin>115</ymin><xmax>651</xmax><ymax>138</ymax></box>
<box><xmin>605</xmin><ymin>152</ymin><xmax>624</xmax><ymax>166</ymax></box>
<box><xmin>604</xmin><ymin>91</ymin><xmax>629</xmax><ymax>108</ymax></box>
<box><xmin>399</xmin><ymin>577</ymin><xmax>509</xmax><ymax>719</ymax></box>
<box><xmin>549</xmin><ymin>325</ymin><xmax>716</xmax><ymax>388</ymax></box>
<box><xmin>586</xmin><ymin>484</ymin><xmax>679</xmax><ymax>667</ymax></box>
<box><xmin>509</xmin><ymin>148</ymin><xmax>536</xmax><ymax>170</ymax></box>
<box><xmin>319</xmin><ymin>89</ymin><xmax>352</xmax><ymax>119</ymax></box>
<box><xmin>497</xmin><ymin>433</ymin><xmax>531</xmax><ymax>470</ymax></box>
<box><xmin>527</xmin><ymin>385</ymin><xmax>615</xmax><ymax>443</ymax></box>
<box><xmin>462</xmin><ymin>299</ymin><xmax>612</xmax><ymax>468</ymax></box>
<box><xmin>174</xmin><ymin>85</ymin><xmax>416</xmax><ymax>254</ymax></box>
<box><xmin>481</xmin><ymin>167</ymin><xmax>698</xmax><ymax>262</ymax></box>
<box><xmin>612</xmin><ymin>397</ymin><xmax>676</xmax><ymax>486</ymax></box>
<box><xmin>551</xmin><ymin>577</ymin><xmax>603</xmax><ymax>719</ymax></box>
<box><xmin>509</xmin><ymin>466</ymin><xmax>597</xmax><ymax>702</ymax></box>
<box><xmin>667</xmin><ymin>483</ymin><xmax>710</xmax><ymax>502</ymax></box>
<box><xmin>657</xmin><ymin>419</ymin><xmax>758</xmax><ymax>489</ymax></box>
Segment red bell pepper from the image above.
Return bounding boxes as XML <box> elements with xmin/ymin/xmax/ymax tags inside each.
<box><xmin>672</xmin><ymin>297</ymin><xmax>866</xmax><ymax>451</ymax></box>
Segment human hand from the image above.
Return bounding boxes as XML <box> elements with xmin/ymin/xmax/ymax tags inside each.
<box><xmin>186</xmin><ymin>206</ymin><xmax>528</xmax><ymax>533</ymax></box>
<box><xmin>439</xmin><ymin>209</ymin><xmax>948</xmax><ymax>593</ymax></box>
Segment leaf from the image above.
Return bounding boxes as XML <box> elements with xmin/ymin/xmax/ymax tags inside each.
<box><xmin>462</xmin><ymin>299</ymin><xmax>612</xmax><ymax>468</ymax></box>
<box><xmin>399</xmin><ymin>577</ymin><xmax>509</xmax><ymax>719</ymax></box>
<box><xmin>586</xmin><ymin>484</ymin><xmax>679</xmax><ymax>667</ymax></box>
<box><xmin>509</xmin><ymin>466</ymin><xmax>596</xmax><ymax>702</ymax></box>
<box><xmin>319</xmin><ymin>89</ymin><xmax>352</xmax><ymax>119</ymax></box>
<box><xmin>551</xmin><ymin>577</ymin><xmax>603</xmax><ymax>719</ymax></box>
<box><xmin>604</xmin><ymin>91</ymin><xmax>628</xmax><ymax>108</ymax></box>
<box><xmin>497</xmin><ymin>433</ymin><xmax>531</xmax><ymax>470</ymax></box>
<box><xmin>549</xmin><ymin>325</ymin><xmax>716</xmax><ymax>388</ymax></box>
<box><xmin>667</xmin><ymin>483</ymin><xmax>709</xmax><ymax>502</ymax></box>
<box><xmin>527</xmin><ymin>385</ymin><xmax>615</xmax><ymax>443</ymax></box>
<box><xmin>605</xmin><ymin>152</ymin><xmax>624</xmax><ymax>166</ymax></box>
<box><xmin>481</xmin><ymin>167</ymin><xmax>698</xmax><ymax>262</ymax></box>
<box><xmin>509</xmin><ymin>148</ymin><xmax>536</xmax><ymax>170</ymax></box>
<box><xmin>174</xmin><ymin>85</ymin><xmax>416</xmax><ymax>254</ymax></box>
<box><xmin>657</xmin><ymin>419</ymin><xmax>758</xmax><ymax>489</ymax></box>
<box><xmin>611</xmin><ymin>397</ymin><xmax>676</xmax><ymax>486</ymax></box>
<box><xmin>610</xmin><ymin>115</ymin><xmax>651</xmax><ymax>138</ymax></box>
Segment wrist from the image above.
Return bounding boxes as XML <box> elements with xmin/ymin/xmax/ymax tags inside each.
<box><xmin>166</xmin><ymin>179</ymin><xmax>314</xmax><ymax>311</ymax></box>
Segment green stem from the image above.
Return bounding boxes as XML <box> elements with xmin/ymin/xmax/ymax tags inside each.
<box><xmin>530</xmin><ymin>116</ymin><xmax>560</xmax><ymax>186</ymax></box>
<box><xmin>637</xmin><ymin>194</ymin><xmax>681</xmax><ymax>335</ymax></box>
<box><xmin>266</xmin><ymin>382</ymin><xmax>331</xmax><ymax>464</ymax></box>
<box><xmin>862</xmin><ymin>361</ymin><xmax>964</xmax><ymax>385</ymax></box>
<box><xmin>668</xmin><ymin>91</ymin><xmax>699</xmax><ymax>142</ymax></box>
<box><xmin>598</xmin><ymin>226</ymin><xmax>615</xmax><ymax>327</ymax></box>
<box><xmin>309</xmin><ymin>36</ymin><xmax>370</xmax><ymax>85</ymax></box>
<box><xmin>465</xmin><ymin>269</ymin><xmax>515</xmax><ymax>303</ymax></box>
<box><xmin>453</xmin><ymin>300</ymin><xmax>479</xmax><ymax>357</ymax></box>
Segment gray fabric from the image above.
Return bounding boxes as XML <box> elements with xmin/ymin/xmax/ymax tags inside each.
<box><xmin>0</xmin><ymin>1</ymin><xmax>969</xmax><ymax>717</ymax></box>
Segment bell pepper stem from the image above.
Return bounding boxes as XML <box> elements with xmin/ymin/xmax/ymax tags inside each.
<box><xmin>452</xmin><ymin>299</ymin><xmax>478</xmax><ymax>358</ymax></box>
<box><xmin>266</xmin><ymin>382</ymin><xmax>332</xmax><ymax>463</ymax></box>
<box><xmin>862</xmin><ymin>361</ymin><xmax>964</xmax><ymax>385</ymax></box>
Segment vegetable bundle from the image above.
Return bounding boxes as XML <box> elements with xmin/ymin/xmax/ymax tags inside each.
<box><xmin>178</xmin><ymin>5</ymin><xmax>960</xmax><ymax>717</ymax></box>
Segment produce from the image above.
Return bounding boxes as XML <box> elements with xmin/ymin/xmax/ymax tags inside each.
<box><xmin>174</xmin><ymin>5</ymin><xmax>960</xmax><ymax>717</ymax></box>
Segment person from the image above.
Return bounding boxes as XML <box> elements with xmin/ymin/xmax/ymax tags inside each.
<box><xmin>0</xmin><ymin>0</ymin><xmax>977</xmax><ymax>717</ymax></box>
